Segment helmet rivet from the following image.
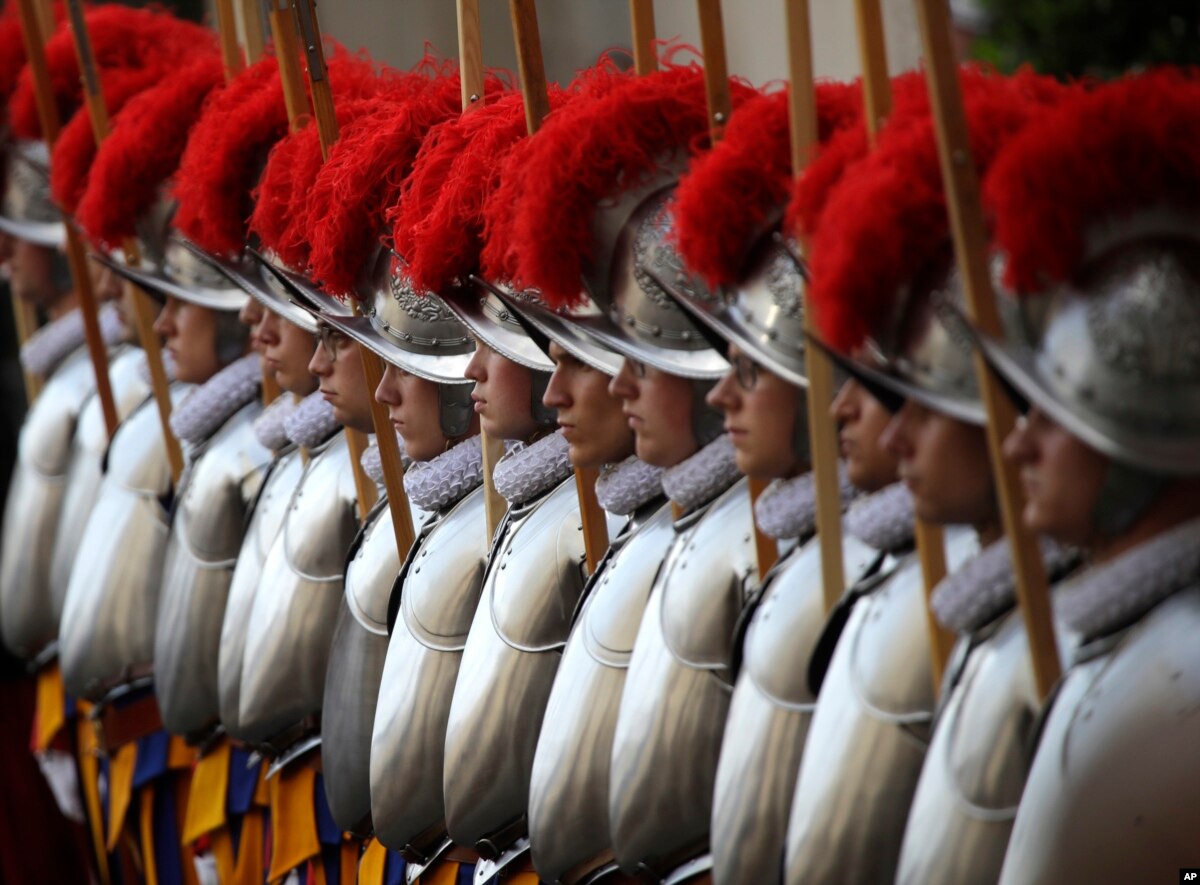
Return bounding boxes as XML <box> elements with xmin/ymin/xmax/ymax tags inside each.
<box><xmin>651</xmin><ymin>325</ymin><xmax>662</xmax><ymax>336</ymax></box>
<box><xmin>431</xmin><ymin>337</ymin><xmax>439</xmax><ymax>345</ymax></box>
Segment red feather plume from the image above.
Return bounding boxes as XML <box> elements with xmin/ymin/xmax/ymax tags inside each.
<box><xmin>808</xmin><ymin>67</ymin><xmax>1068</xmax><ymax>352</ymax></box>
<box><xmin>986</xmin><ymin>68</ymin><xmax>1200</xmax><ymax>295</ymax></box>
<box><xmin>10</xmin><ymin>6</ymin><xmax>214</xmax><ymax>139</ymax></box>
<box><xmin>398</xmin><ymin>88</ymin><xmax>575</xmax><ymax>295</ymax></box>
<box><xmin>672</xmin><ymin>81</ymin><xmax>861</xmax><ymax>289</ymax></box>
<box><xmin>303</xmin><ymin>72</ymin><xmax>472</xmax><ymax>297</ymax></box>
<box><xmin>75</xmin><ymin>53</ymin><xmax>224</xmax><ymax>248</ymax></box>
<box><xmin>785</xmin><ymin>69</ymin><xmax>933</xmax><ymax>242</ymax></box>
<box><xmin>478</xmin><ymin>58</ymin><xmax>626</xmax><ymax>285</ymax></box>
<box><xmin>173</xmin><ymin>47</ymin><xmax>379</xmax><ymax>257</ymax></box>
<box><xmin>508</xmin><ymin>62</ymin><xmax>758</xmax><ymax>309</ymax></box>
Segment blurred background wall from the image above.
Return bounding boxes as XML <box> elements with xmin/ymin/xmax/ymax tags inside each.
<box><xmin>274</xmin><ymin>0</ymin><xmax>924</xmax><ymax>87</ymax></box>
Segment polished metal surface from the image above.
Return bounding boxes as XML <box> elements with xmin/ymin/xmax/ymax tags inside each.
<box><xmin>528</xmin><ymin>500</ymin><xmax>675</xmax><ymax>883</ymax></box>
<box><xmin>324</xmin><ymin>249</ymin><xmax>475</xmax><ymax>385</ymax></box>
<box><xmin>443</xmin><ymin>477</ymin><xmax>614</xmax><ymax>853</ymax></box>
<box><xmin>839</xmin><ymin>264</ymin><xmax>987</xmax><ymax>427</ymax></box>
<box><xmin>782</xmin><ymin>525</ymin><xmax>979</xmax><ymax>885</ymax></box>
<box><xmin>219</xmin><ymin>446</ymin><xmax>306</xmax><ymax>739</ymax></box>
<box><xmin>608</xmin><ymin>478</ymin><xmax>757</xmax><ymax>875</ymax></box>
<box><xmin>237</xmin><ymin>431</ymin><xmax>360</xmax><ymax>744</ymax></box>
<box><xmin>154</xmin><ymin>401</ymin><xmax>270</xmax><ymax>736</ymax></box>
<box><xmin>711</xmin><ymin>530</ymin><xmax>881</xmax><ymax>885</ymax></box>
<box><xmin>0</xmin><ymin>140</ymin><xmax>62</xmax><ymax>247</ymax></box>
<box><xmin>575</xmin><ymin>181</ymin><xmax>728</xmax><ymax>381</ymax></box>
<box><xmin>108</xmin><ymin>230</ymin><xmax>250</xmax><ymax>312</ymax></box>
<box><xmin>897</xmin><ymin>609</ymin><xmax>1065</xmax><ymax>885</ymax></box>
<box><xmin>980</xmin><ymin>237</ymin><xmax>1200</xmax><ymax>475</ymax></box>
<box><xmin>0</xmin><ymin>346</ymin><xmax>98</xmax><ymax>658</ymax></box>
<box><xmin>370</xmin><ymin>486</ymin><xmax>488</xmax><ymax>852</ymax></box>
<box><xmin>59</xmin><ymin>385</ymin><xmax>191</xmax><ymax>699</ymax></box>
<box><xmin>668</xmin><ymin>231</ymin><xmax>810</xmax><ymax>390</ymax></box>
<box><xmin>323</xmin><ymin>495</ymin><xmax>429</xmax><ymax>835</ymax></box>
<box><xmin>998</xmin><ymin>587</ymin><xmax>1200</xmax><ymax>885</ymax></box>
<box><xmin>49</xmin><ymin>346</ymin><xmax>150</xmax><ymax>637</ymax></box>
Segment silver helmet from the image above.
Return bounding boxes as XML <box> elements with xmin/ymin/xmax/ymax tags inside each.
<box><xmin>325</xmin><ymin>248</ymin><xmax>475</xmax><ymax>438</ymax></box>
<box><xmin>490</xmin><ymin>286</ymin><xmax>624</xmax><ymax>378</ymax></box>
<box><xmin>667</xmin><ymin>225</ymin><xmax>809</xmax><ymax>389</ymax></box>
<box><xmin>247</xmin><ymin>245</ymin><xmax>353</xmax><ymax>318</ymax></box>
<box><xmin>821</xmin><ymin>259</ymin><xmax>993</xmax><ymax>427</ymax></box>
<box><xmin>572</xmin><ymin>170</ymin><xmax>729</xmax><ymax>382</ymax></box>
<box><xmin>0</xmin><ymin>140</ymin><xmax>63</xmax><ymax>247</ymax></box>
<box><xmin>187</xmin><ymin>240</ymin><xmax>319</xmax><ymax>334</ymax></box>
<box><xmin>977</xmin><ymin>212</ymin><xmax>1200</xmax><ymax>478</ymax></box>
<box><xmin>98</xmin><ymin>208</ymin><xmax>249</xmax><ymax>313</ymax></box>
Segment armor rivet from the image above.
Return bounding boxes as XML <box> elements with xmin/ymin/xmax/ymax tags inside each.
<box><xmin>431</xmin><ymin>337</ymin><xmax>439</xmax><ymax>345</ymax></box>
<box><xmin>651</xmin><ymin>325</ymin><xmax>661</xmax><ymax>336</ymax></box>
<box><xmin>681</xmin><ymin>331</ymin><xmax>692</xmax><ymax>341</ymax></box>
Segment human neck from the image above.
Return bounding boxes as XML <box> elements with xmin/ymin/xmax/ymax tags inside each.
<box><xmin>1090</xmin><ymin>480</ymin><xmax>1200</xmax><ymax>565</ymax></box>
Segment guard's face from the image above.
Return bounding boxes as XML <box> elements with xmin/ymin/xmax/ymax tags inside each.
<box><xmin>308</xmin><ymin>322</ymin><xmax>373</xmax><ymax>433</ymax></box>
<box><xmin>463</xmin><ymin>338</ymin><xmax>540</xmax><ymax>441</ymax></box>
<box><xmin>239</xmin><ymin>297</ymin><xmax>267</xmax><ymax>354</ymax></box>
<box><xmin>1003</xmin><ymin>406</ymin><xmax>1108</xmax><ymax>546</ymax></box>
<box><xmin>707</xmin><ymin>345</ymin><xmax>802</xmax><ymax>480</ymax></box>
<box><xmin>376</xmin><ymin>364</ymin><xmax>474</xmax><ymax>462</ymax></box>
<box><xmin>543</xmin><ymin>342</ymin><xmax>633</xmax><ymax>470</ymax></box>
<box><xmin>8</xmin><ymin>239</ymin><xmax>62</xmax><ymax>309</ymax></box>
<box><xmin>154</xmin><ymin>296</ymin><xmax>223</xmax><ymax>385</ymax></box>
<box><xmin>260</xmin><ymin>309</ymin><xmax>317</xmax><ymax>397</ymax></box>
<box><xmin>609</xmin><ymin>357</ymin><xmax>698</xmax><ymax>469</ymax></box>
<box><xmin>831</xmin><ymin>376</ymin><xmax>900</xmax><ymax>494</ymax></box>
<box><xmin>881</xmin><ymin>399</ymin><xmax>996</xmax><ymax>527</ymax></box>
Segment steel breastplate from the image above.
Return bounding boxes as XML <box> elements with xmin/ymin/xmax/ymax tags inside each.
<box><xmin>49</xmin><ymin>347</ymin><xmax>150</xmax><ymax>641</ymax></box>
<box><xmin>1</xmin><ymin>346</ymin><xmax>97</xmax><ymax>658</ymax></box>
<box><xmin>608</xmin><ymin>478</ymin><xmax>757</xmax><ymax>875</ymax></box>
<box><xmin>782</xmin><ymin>525</ymin><xmax>978</xmax><ymax>885</ymax></box>
<box><xmin>998</xmin><ymin>587</ymin><xmax>1200</xmax><ymax>885</ymax></box>
<box><xmin>528</xmin><ymin>499</ymin><xmax>675</xmax><ymax>884</ymax></box>
<box><xmin>711</xmin><ymin>530</ymin><xmax>882</xmax><ymax>885</ymax></box>
<box><xmin>896</xmin><ymin>609</ymin><xmax>1055</xmax><ymax>885</ymax></box>
<box><xmin>219</xmin><ymin>447</ymin><xmax>305</xmax><ymax>739</ymax></box>
<box><xmin>155</xmin><ymin>401</ymin><xmax>271</xmax><ymax>736</ymax></box>
<box><xmin>237</xmin><ymin>431</ymin><xmax>360</xmax><ymax>744</ymax></box>
<box><xmin>59</xmin><ymin>384</ymin><xmax>191</xmax><ymax>699</ymax></box>
<box><xmin>322</xmin><ymin>493</ymin><xmax>429</xmax><ymax>835</ymax></box>
<box><xmin>442</xmin><ymin>476</ymin><xmax>599</xmax><ymax>853</ymax></box>
<box><xmin>370</xmin><ymin>486</ymin><xmax>488</xmax><ymax>853</ymax></box>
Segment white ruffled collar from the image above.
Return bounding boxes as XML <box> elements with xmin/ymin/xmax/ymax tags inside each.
<box><xmin>753</xmin><ymin>464</ymin><xmax>856</xmax><ymax>541</ymax></box>
<box><xmin>844</xmin><ymin>482</ymin><xmax>915</xmax><ymax>552</ymax></box>
<box><xmin>20</xmin><ymin>302</ymin><xmax>127</xmax><ymax>377</ymax></box>
<box><xmin>169</xmin><ymin>353</ymin><xmax>262</xmax><ymax>446</ymax></box>
<box><xmin>931</xmin><ymin>534</ymin><xmax>1076</xmax><ymax>634</ymax></box>
<box><xmin>402</xmin><ymin>434</ymin><xmax>484</xmax><ymax>512</ymax></box>
<box><xmin>493</xmin><ymin>430</ymin><xmax>573</xmax><ymax>506</ymax></box>
<box><xmin>253</xmin><ymin>394</ymin><xmax>297</xmax><ymax>451</ymax></box>
<box><xmin>660</xmin><ymin>434</ymin><xmax>742</xmax><ymax>514</ymax></box>
<box><xmin>595</xmin><ymin>455</ymin><xmax>665</xmax><ymax>516</ymax></box>
<box><xmin>1056</xmin><ymin>515</ymin><xmax>1200</xmax><ymax>641</ymax></box>
<box><xmin>284</xmin><ymin>390</ymin><xmax>340</xmax><ymax>448</ymax></box>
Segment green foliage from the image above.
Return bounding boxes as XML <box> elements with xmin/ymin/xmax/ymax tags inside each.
<box><xmin>973</xmin><ymin>0</ymin><xmax>1200</xmax><ymax>79</ymax></box>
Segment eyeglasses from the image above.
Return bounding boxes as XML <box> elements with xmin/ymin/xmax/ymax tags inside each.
<box><xmin>317</xmin><ymin>323</ymin><xmax>348</xmax><ymax>360</ymax></box>
<box><xmin>729</xmin><ymin>352</ymin><xmax>759</xmax><ymax>391</ymax></box>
